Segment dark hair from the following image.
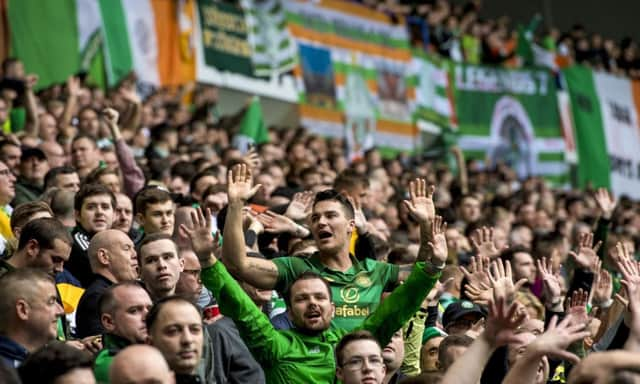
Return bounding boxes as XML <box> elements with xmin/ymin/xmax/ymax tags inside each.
<box><xmin>85</xmin><ymin>166</ymin><xmax>119</xmax><ymax>185</ymax></box>
<box><xmin>74</xmin><ymin>183</ymin><xmax>116</xmax><ymax>212</ymax></box>
<box><xmin>500</xmin><ymin>245</ymin><xmax>531</xmax><ymax>264</ymax></box>
<box><xmin>98</xmin><ymin>281</ymin><xmax>146</xmax><ymax>316</ymax></box>
<box><xmin>145</xmin><ymin>295</ymin><xmax>203</xmax><ymax>332</ymax></box>
<box><xmin>18</xmin><ymin>217</ymin><xmax>72</xmax><ymax>251</ymax></box>
<box><xmin>18</xmin><ymin>341</ymin><xmax>93</xmax><ymax>384</ymax></box>
<box><xmin>134</xmin><ymin>186</ymin><xmax>172</xmax><ymax>215</ymax></box>
<box><xmin>171</xmin><ymin>161</ymin><xmax>197</xmax><ymax>183</ymax></box>
<box><xmin>189</xmin><ymin>168</ymin><xmax>219</xmax><ymax>198</ymax></box>
<box><xmin>438</xmin><ymin>335</ymin><xmax>473</xmax><ymax>371</ymax></box>
<box><xmin>335</xmin><ymin>330</ymin><xmax>380</xmax><ymax>366</ymax></box>
<box><xmin>333</xmin><ymin>169</ymin><xmax>369</xmax><ymax>192</ymax></box>
<box><xmin>137</xmin><ymin>232</ymin><xmax>177</xmax><ymax>265</ymax></box>
<box><xmin>283</xmin><ymin>271</ymin><xmax>333</xmax><ymax>308</ymax></box>
<box><xmin>71</xmin><ymin>133</ymin><xmax>97</xmax><ymax>147</ymax></box>
<box><xmin>312</xmin><ymin>189</ymin><xmax>355</xmax><ymax>220</ymax></box>
<box><xmin>0</xmin><ymin>139</ymin><xmax>20</xmax><ymax>152</ymax></box>
<box><xmin>44</xmin><ymin>166</ymin><xmax>77</xmax><ymax>190</ymax></box>
<box><xmin>1</xmin><ymin>57</ymin><xmax>20</xmax><ymax>74</ymax></box>
<box><xmin>10</xmin><ymin>201</ymin><xmax>53</xmax><ymax>231</ymax></box>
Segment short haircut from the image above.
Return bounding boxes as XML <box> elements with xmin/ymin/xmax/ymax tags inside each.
<box><xmin>312</xmin><ymin>189</ymin><xmax>355</xmax><ymax>220</ymax></box>
<box><xmin>44</xmin><ymin>166</ymin><xmax>77</xmax><ymax>190</ymax></box>
<box><xmin>137</xmin><ymin>232</ymin><xmax>177</xmax><ymax>264</ymax></box>
<box><xmin>10</xmin><ymin>201</ymin><xmax>53</xmax><ymax>231</ymax></box>
<box><xmin>145</xmin><ymin>295</ymin><xmax>203</xmax><ymax>332</ymax></box>
<box><xmin>335</xmin><ymin>330</ymin><xmax>380</xmax><ymax>366</ymax></box>
<box><xmin>0</xmin><ymin>269</ymin><xmax>55</xmax><ymax>330</ymax></box>
<box><xmin>500</xmin><ymin>245</ymin><xmax>532</xmax><ymax>264</ymax></box>
<box><xmin>98</xmin><ymin>281</ymin><xmax>146</xmax><ymax>316</ymax></box>
<box><xmin>134</xmin><ymin>186</ymin><xmax>172</xmax><ymax>215</ymax></box>
<box><xmin>50</xmin><ymin>189</ymin><xmax>75</xmax><ymax>219</ymax></box>
<box><xmin>18</xmin><ymin>341</ymin><xmax>93</xmax><ymax>384</ymax></box>
<box><xmin>18</xmin><ymin>217</ymin><xmax>72</xmax><ymax>251</ymax></box>
<box><xmin>171</xmin><ymin>161</ymin><xmax>197</xmax><ymax>182</ymax></box>
<box><xmin>189</xmin><ymin>168</ymin><xmax>219</xmax><ymax>196</ymax></box>
<box><xmin>283</xmin><ymin>271</ymin><xmax>333</xmax><ymax>308</ymax></box>
<box><xmin>438</xmin><ymin>335</ymin><xmax>473</xmax><ymax>371</ymax></box>
<box><xmin>202</xmin><ymin>183</ymin><xmax>227</xmax><ymax>201</ymax></box>
<box><xmin>0</xmin><ymin>139</ymin><xmax>19</xmax><ymax>152</ymax></box>
<box><xmin>333</xmin><ymin>169</ymin><xmax>370</xmax><ymax>192</ymax></box>
<box><xmin>71</xmin><ymin>133</ymin><xmax>97</xmax><ymax>147</ymax></box>
<box><xmin>74</xmin><ymin>183</ymin><xmax>116</xmax><ymax>212</ymax></box>
<box><xmin>85</xmin><ymin>166</ymin><xmax>119</xmax><ymax>185</ymax></box>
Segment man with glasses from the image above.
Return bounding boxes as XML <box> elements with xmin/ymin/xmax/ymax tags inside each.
<box><xmin>335</xmin><ymin>330</ymin><xmax>386</xmax><ymax>384</ymax></box>
<box><xmin>0</xmin><ymin>160</ymin><xmax>16</xmax><ymax>254</ymax></box>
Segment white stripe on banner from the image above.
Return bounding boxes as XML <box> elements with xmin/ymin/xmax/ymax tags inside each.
<box><xmin>76</xmin><ymin>0</ymin><xmax>102</xmax><ymax>50</ymax></box>
<box><xmin>121</xmin><ymin>0</ymin><xmax>160</xmax><ymax>86</ymax></box>
<box><xmin>457</xmin><ymin>136</ymin><xmax>567</xmax><ymax>153</ymax></box>
<box><xmin>284</xmin><ymin>0</ymin><xmax>408</xmax><ymax>41</ymax></box>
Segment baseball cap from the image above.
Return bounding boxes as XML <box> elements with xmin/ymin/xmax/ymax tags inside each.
<box><xmin>21</xmin><ymin>146</ymin><xmax>46</xmax><ymax>161</ymax></box>
<box><xmin>442</xmin><ymin>300</ymin><xmax>486</xmax><ymax>329</ymax></box>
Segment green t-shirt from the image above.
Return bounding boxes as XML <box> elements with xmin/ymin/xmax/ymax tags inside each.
<box><xmin>272</xmin><ymin>254</ymin><xmax>400</xmax><ymax>331</ymax></box>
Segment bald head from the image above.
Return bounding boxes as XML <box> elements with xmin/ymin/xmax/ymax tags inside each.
<box><xmin>110</xmin><ymin>345</ymin><xmax>175</xmax><ymax>384</ymax></box>
<box><xmin>88</xmin><ymin>229</ymin><xmax>138</xmax><ymax>282</ymax></box>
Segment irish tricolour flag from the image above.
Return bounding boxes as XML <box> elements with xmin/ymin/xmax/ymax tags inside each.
<box><xmin>564</xmin><ymin>66</ymin><xmax>640</xmax><ymax>198</ymax></box>
<box><xmin>7</xmin><ymin>0</ymin><xmax>195</xmax><ymax>89</ymax></box>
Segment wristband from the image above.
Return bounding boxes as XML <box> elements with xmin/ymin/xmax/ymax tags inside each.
<box><xmin>596</xmin><ymin>298</ymin><xmax>613</xmax><ymax>309</ymax></box>
<box><xmin>424</xmin><ymin>260</ymin><xmax>445</xmax><ymax>275</ymax></box>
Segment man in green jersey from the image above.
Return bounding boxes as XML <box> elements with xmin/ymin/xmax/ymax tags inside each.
<box><xmin>221</xmin><ymin>163</ymin><xmax>437</xmax><ymax>330</ymax></box>
<box><xmin>179</xmin><ymin>164</ymin><xmax>447</xmax><ymax>384</ymax></box>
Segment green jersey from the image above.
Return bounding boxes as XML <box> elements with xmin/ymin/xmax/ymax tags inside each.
<box><xmin>201</xmin><ymin>260</ymin><xmax>439</xmax><ymax>384</ymax></box>
<box><xmin>272</xmin><ymin>254</ymin><xmax>399</xmax><ymax>331</ymax></box>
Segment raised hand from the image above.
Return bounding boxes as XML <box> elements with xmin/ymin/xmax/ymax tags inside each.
<box><xmin>460</xmin><ymin>255</ymin><xmax>492</xmax><ymax>289</ymax></box>
<box><xmin>471</xmin><ymin>226</ymin><xmax>505</xmax><ymax>260</ymax></box>
<box><xmin>426</xmin><ymin>278</ymin><xmax>455</xmax><ymax>306</ymax></box>
<box><xmin>179</xmin><ymin>207</ymin><xmax>220</xmax><ymax>265</ymax></box>
<box><xmin>526</xmin><ymin>315</ymin><xmax>590</xmax><ymax>364</ymax></box>
<box><xmin>346</xmin><ymin>195</ymin><xmax>368</xmax><ymax>234</ymax></box>
<box><xmin>227</xmin><ymin>163</ymin><xmax>261</xmax><ymax>203</ymax></box>
<box><xmin>613</xmin><ymin>241</ymin><xmax>635</xmax><ymax>268</ymax></box>
<box><xmin>590</xmin><ymin>260</ymin><xmax>613</xmax><ymax>307</ymax></box>
<box><xmin>465</xmin><ymin>281</ymin><xmax>493</xmax><ymax>305</ymax></box>
<box><xmin>488</xmin><ymin>259</ymin><xmax>527</xmax><ymax>304</ymax></box>
<box><xmin>118</xmin><ymin>84</ymin><xmax>141</xmax><ymax>104</ymax></box>
<box><xmin>285</xmin><ymin>191</ymin><xmax>314</xmax><ymax>221</ymax></box>
<box><xmin>426</xmin><ymin>215</ymin><xmax>448</xmax><ymax>266</ymax></box>
<box><xmin>241</xmin><ymin>147</ymin><xmax>262</xmax><ymax>171</ymax></box>
<box><xmin>102</xmin><ymin>108</ymin><xmax>120</xmax><ymax>127</ymax></box>
<box><xmin>67</xmin><ymin>75</ymin><xmax>80</xmax><ymax>96</ymax></box>
<box><xmin>403</xmin><ymin>178</ymin><xmax>435</xmax><ymax>225</ymax></box>
<box><xmin>569</xmin><ymin>232</ymin><xmax>601</xmax><ymax>271</ymax></box>
<box><xmin>594</xmin><ymin>188</ymin><xmax>616</xmax><ymax>220</ymax></box>
<box><xmin>257</xmin><ymin>211</ymin><xmax>298</xmax><ymax>234</ymax></box>
<box><xmin>484</xmin><ymin>297</ymin><xmax>529</xmax><ymax>347</ymax></box>
<box><xmin>566</xmin><ymin>289</ymin><xmax>589</xmax><ymax>328</ymax></box>
<box><xmin>537</xmin><ymin>257</ymin><xmax>563</xmax><ymax>306</ymax></box>
<box><xmin>25</xmin><ymin>74</ymin><xmax>38</xmax><ymax>90</ymax></box>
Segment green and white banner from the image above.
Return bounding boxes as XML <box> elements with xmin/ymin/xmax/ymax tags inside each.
<box><xmin>564</xmin><ymin>66</ymin><xmax>640</xmax><ymax>198</ymax></box>
<box><xmin>415</xmin><ymin>55</ymin><xmax>568</xmax><ymax>185</ymax></box>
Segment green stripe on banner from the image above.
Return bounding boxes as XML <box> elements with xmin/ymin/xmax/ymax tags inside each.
<box><xmin>8</xmin><ymin>0</ymin><xmax>80</xmax><ymax>88</ymax></box>
<box><xmin>538</xmin><ymin>152</ymin><xmax>564</xmax><ymax>162</ymax></box>
<box><xmin>462</xmin><ymin>150</ymin><xmax>486</xmax><ymax>160</ymax></box>
<box><xmin>98</xmin><ymin>0</ymin><xmax>133</xmax><ymax>87</ymax></box>
<box><xmin>378</xmin><ymin>146</ymin><xmax>416</xmax><ymax>158</ymax></box>
<box><xmin>542</xmin><ymin>174</ymin><xmax>570</xmax><ymax>186</ymax></box>
<box><xmin>562</xmin><ymin>66</ymin><xmax>611</xmax><ymax>189</ymax></box>
<box><xmin>332</xmin><ymin>63</ymin><xmax>377</xmax><ymax>79</ymax></box>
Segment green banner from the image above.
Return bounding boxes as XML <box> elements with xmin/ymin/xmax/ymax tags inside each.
<box><xmin>197</xmin><ymin>0</ymin><xmax>254</xmax><ymax>76</ymax></box>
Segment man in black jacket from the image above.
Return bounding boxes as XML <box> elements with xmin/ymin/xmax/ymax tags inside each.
<box><xmin>66</xmin><ymin>183</ymin><xmax>116</xmax><ymax>287</ymax></box>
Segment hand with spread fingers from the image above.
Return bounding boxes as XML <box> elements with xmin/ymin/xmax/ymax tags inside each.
<box><xmin>569</xmin><ymin>232</ymin><xmax>602</xmax><ymax>272</ymax></box>
<box><xmin>483</xmin><ymin>297</ymin><xmax>529</xmax><ymax>348</ymax></box>
<box><xmin>471</xmin><ymin>226</ymin><xmax>505</xmax><ymax>260</ymax></box>
<box><xmin>566</xmin><ymin>289</ymin><xmax>589</xmax><ymax>328</ymax></box>
<box><xmin>488</xmin><ymin>259</ymin><xmax>527</xmax><ymax>304</ymax></box>
<box><xmin>537</xmin><ymin>257</ymin><xmax>563</xmax><ymax>307</ymax></box>
<box><xmin>227</xmin><ymin>163</ymin><xmax>262</xmax><ymax>204</ymax></box>
<box><xmin>594</xmin><ymin>188</ymin><xmax>616</xmax><ymax>220</ymax></box>
<box><xmin>403</xmin><ymin>178</ymin><xmax>436</xmax><ymax>225</ymax></box>
<box><xmin>524</xmin><ymin>315</ymin><xmax>591</xmax><ymax>364</ymax></box>
<box><xmin>590</xmin><ymin>260</ymin><xmax>613</xmax><ymax>307</ymax></box>
<box><xmin>461</xmin><ymin>255</ymin><xmax>492</xmax><ymax>290</ymax></box>
<box><xmin>426</xmin><ymin>215</ymin><xmax>448</xmax><ymax>266</ymax></box>
<box><xmin>257</xmin><ymin>211</ymin><xmax>298</xmax><ymax>235</ymax></box>
<box><xmin>179</xmin><ymin>207</ymin><xmax>220</xmax><ymax>267</ymax></box>
<box><xmin>285</xmin><ymin>191</ymin><xmax>314</xmax><ymax>221</ymax></box>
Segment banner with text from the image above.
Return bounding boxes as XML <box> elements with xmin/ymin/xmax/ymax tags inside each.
<box><xmin>564</xmin><ymin>66</ymin><xmax>640</xmax><ymax>198</ymax></box>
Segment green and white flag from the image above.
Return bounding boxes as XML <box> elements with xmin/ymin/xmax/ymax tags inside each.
<box><xmin>243</xmin><ymin>0</ymin><xmax>296</xmax><ymax>78</ymax></box>
<box><xmin>233</xmin><ymin>97</ymin><xmax>269</xmax><ymax>153</ymax></box>
<box><xmin>564</xmin><ymin>66</ymin><xmax>640</xmax><ymax>198</ymax></box>
<box><xmin>450</xmin><ymin>62</ymin><xmax>568</xmax><ymax>185</ymax></box>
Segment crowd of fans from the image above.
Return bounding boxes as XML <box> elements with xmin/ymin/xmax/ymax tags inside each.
<box><xmin>1</xmin><ymin>7</ymin><xmax>640</xmax><ymax>383</ymax></box>
<box><xmin>355</xmin><ymin>0</ymin><xmax>640</xmax><ymax>78</ymax></box>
